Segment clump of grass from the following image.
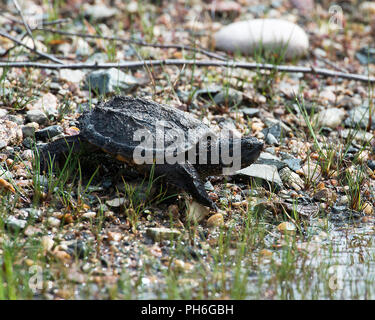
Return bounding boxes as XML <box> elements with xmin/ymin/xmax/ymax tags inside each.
<box><xmin>0</xmin><ymin>67</ymin><xmax>38</xmax><ymax>111</ymax></box>
<box><xmin>344</xmin><ymin>165</ymin><xmax>366</xmax><ymax>211</ymax></box>
<box><xmin>246</xmin><ymin>39</ymin><xmax>291</xmax><ymax>100</ymax></box>
<box><xmin>121</xmin><ymin>163</ymin><xmax>169</xmax><ymax>232</ymax></box>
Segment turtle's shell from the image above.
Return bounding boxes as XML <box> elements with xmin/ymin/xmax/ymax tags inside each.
<box><xmin>78</xmin><ymin>96</ymin><xmax>214</xmax><ymax>161</ymax></box>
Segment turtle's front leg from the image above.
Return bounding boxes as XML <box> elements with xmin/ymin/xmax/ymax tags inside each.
<box><xmin>38</xmin><ymin>135</ymin><xmax>83</xmax><ymax>173</ymax></box>
<box><xmin>154</xmin><ymin>162</ymin><xmax>218</xmax><ymax>210</ymax></box>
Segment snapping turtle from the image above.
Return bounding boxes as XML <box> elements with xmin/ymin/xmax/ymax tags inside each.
<box><xmin>39</xmin><ymin>96</ymin><xmax>263</xmax><ymax>210</ymax></box>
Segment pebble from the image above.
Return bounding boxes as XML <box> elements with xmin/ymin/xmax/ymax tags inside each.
<box><xmin>207</xmin><ymin>0</ymin><xmax>241</xmax><ymax>15</ymax></box>
<box><xmin>282</xmin><ymin>158</ymin><xmax>302</xmax><ymax>172</ymax></box>
<box><xmin>277</xmin><ymin>221</ymin><xmax>296</xmax><ymax>234</ymax></box>
<box><xmin>83</xmin><ymin>2</ymin><xmax>118</xmax><ymax>20</ymax></box>
<box><xmin>259</xmin><ymin>249</ymin><xmax>273</xmax><ymax>257</ymax></box>
<box><xmin>49</xmin><ymin>82</ymin><xmax>62</xmax><ymax>91</ymax></box>
<box><xmin>337</xmin><ymin>195</ymin><xmax>349</xmax><ymax>205</ymax></box>
<box><xmin>214</xmin><ymin>19</ymin><xmax>309</xmax><ymax>60</ymax></box>
<box><xmin>0</xmin><ymin>109</ymin><xmax>7</xmax><ymax>118</ymax></box>
<box><xmin>340</xmin><ymin>129</ymin><xmax>373</xmax><ymax>144</ymax></box>
<box><xmin>204</xmin><ymin>181</ymin><xmax>215</xmax><ymax>192</ymax></box>
<box><xmin>251</xmin><ymin>122</ymin><xmax>264</xmax><ymax>132</ymax></box>
<box><xmin>85</xmin><ymin>52</ymin><xmax>108</xmax><ymax>64</ymax></box>
<box><xmin>53</xmin><ymin>250</ymin><xmax>71</xmax><ymax>262</ymax></box>
<box><xmin>82</xmin><ymin>211</ymin><xmax>96</xmax><ymax>219</ymax></box>
<box><xmin>47</xmin><ymin>217</ymin><xmax>61</xmax><ymax>227</ymax></box>
<box><xmin>84</xmin><ymin>68</ymin><xmax>139</xmax><ymax>95</ymax></box>
<box><xmin>290</xmin><ymin>0</ymin><xmax>314</xmax><ymax>15</ymax></box>
<box><xmin>0</xmin><ymin>169</ymin><xmax>13</xmax><ymax>181</ymax></box>
<box><xmin>367</xmin><ymin>160</ymin><xmax>375</xmax><ymax>171</ymax></box>
<box><xmin>21</xmin><ymin>122</ymin><xmax>39</xmax><ymax>138</ymax></box>
<box><xmin>20</xmin><ymin>150</ymin><xmax>34</xmax><ymax>161</ymax></box>
<box><xmin>265</xmin><ymin>118</ymin><xmax>292</xmax><ymax>133</ymax></box>
<box><xmin>313</xmin><ymin>188</ymin><xmax>337</xmax><ymax>204</ymax></box>
<box><xmin>35</xmin><ymin>125</ymin><xmax>63</xmax><ymax>140</ymax></box>
<box><xmin>236</xmin><ymin>164</ymin><xmax>283</xmax><ymax>189</ymax></box>
<box><xmin>345</xmin><ymin>105</ymin><xmax>375</xmax><ymax>129</ymax></box>
<box><xmin>24</xmin><ymin>225</ymin><xmax>42</xmax><ymax>236</ymax></box>
<box><xmin>279</xmin><ymin>167</ymin><xmax>304</xmax><ymax>191</ymax></box>
<box><xmin>265</xmin><ymin>133</ymin><xmax>279</xmax><ymax>145</ymax></box>
<box><xmin>5</xmin><ymin>216</ymin><xmax>27</xmax><ymax>231</ymax></box>
<box><xmin>213</xmin><ymin>88</ymin><xmax>243</xmax><ymax>107</ymax></box>
<box><xmin>363</xmin><ymin>202</ymin><xmax>374</xmax><ymax>215</ymax></box>
<box><xmin>146</xmin><ymin>227</ymin><xmax>181</xmax><ymax>241</ymax></box>
<box><xmin>207</xmin><ymin>213</ymin><xmax>224</xmax><ymax>227</ymax></box>
<box><xmin>174</xmin><ymin>259</ymin><xmax>194</xmax><ymax>273</ymax></box>
<box><xmin>127</xmin><ymin>1</ymin><xmax>138</xmax><ymax>13</ymax></box>
<box><xmin>26</xmin><ymin>110</ymin><xmax>48</xmax><ymax>125</ymax></box>
<box><xmin>319</xmin><ymin>89</ymin><xmax>336</xmax><ymax>104</ymax></box>
<box><xmin>316</xmin><ymin>108</ymin><xmax>346</xmax><ymax>128</ymax></box>
<box><xmin>7</xmin><ymin>115</ymin><xmax>24</xmax><ymax>125</ymax></box>
<box><xmin>106</xmin><ymin>197</ymin><xmax>126</xmax><ymax>208</ymax></box>
<box><xmin>74</xmin><ymin>38</ymin><xmax>92</xmax><ymax>57</ymax></box>
<box><xmin>0</xmin><ymin>120</ymin><xmax>23</xmax><ymax>148</ymax></box>
<box><xmin>239</xmin><ymin>107</ymin><xmax>260</xmax><ymax>117</ymax></box>
<box><xmin>22</xmin><ymin>137</ymin><xmax>34</xmax><ymax>149</ymax></box>
<box><xmin>262</xmin><ymin>123</ymin><xmax>282</xmax><ymax>144</ymax></box>
<box><xmin>41</xmin><ymin>235</ymin><xmax>54</xmax><ymax>252</ymax></box>
<box><xmin>0</xmin><ymin>177</ymin><xmax>15</xmax><ymax>193</ymax></box>
<box><xmin>356</xmin><ymin>47</ymin><xmax>375</xmax><ymax>65</ymax></box>
<box><xmin>255</xmin><ymin>152</ymin><xmax>286</xmax><ymax>170</ymax></box>
<box><xmin>359</xmin><ymin>2</ymin><xmax>375</xmax><ymax>15</ymax></box>
<box><xmin>302</xmin><ymin>163</ymin><xmax>321</xmax><ymax>182</ymax></box>
<box><xmin>60</xmin><ymin>69</ymin><xmax>85</xmax><ymax>84</ymax></box>
<box><xmin>67</xmin><ymin>240</ymin><xmax>88</xmax><ymax>259</ymax></box>
<box><xmin>107</xmin><ymin>231</ymin><xmax>122</xmax><ymax>242</ymax></box>
<box><xmin>29</xmin><ymin>93</ymin><xmax>58</xmax><ymax>117</ymax></box>
<box><xmin>186</xmin><ymin>201</ymin><xmax>210</xmax><ymax>223</ymax></box>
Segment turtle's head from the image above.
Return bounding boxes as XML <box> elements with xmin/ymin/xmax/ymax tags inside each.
<box><xmin>239</xmin><ymin>136</ymin><xmax>263</xmax><ymax>168</ymax></box>
<box><xmin>195</xmin><ymin>135</ymin><xmax>263</xmax><ymax>177</ymax></box>
<box><xmin>211</xmin><ymin>136</ymin><xmax>263</xmax><ymax>176</ymax></box>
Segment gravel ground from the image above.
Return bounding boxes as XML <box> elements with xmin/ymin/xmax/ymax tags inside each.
<box><xmin>0</xmin><ymin>0</ymin><xmax>375</xmax><ymax>300</ymax></box>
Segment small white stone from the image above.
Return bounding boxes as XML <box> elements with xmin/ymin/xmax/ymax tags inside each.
<box><xmin>47</xmin><ymin>217</ymin><xmax>61</xmax><ymax>227</ymax></box>
<box><xmin>41</xmin><ymin>235</ymin><xmax>54</xmax><ymax>252</ymax></box>
<box><xmin>60</xmin><ymin>69</ymin><xmax>85</xmax><ymax>84</ymax></box>
<box><xmin>186</xmin><ymin>201</ymin><xmax>209</xmax><ymax>223</ymax></box>
<box><xmin>82</xmin><ymin>211</ymin><xmax>96</xmax><ymax>219</ymax></box>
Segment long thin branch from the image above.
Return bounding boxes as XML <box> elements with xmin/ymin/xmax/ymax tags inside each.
<box><xmin>0</xmin><ymin>12</ymin><xmax>70</xmax><ymax>27</ymax></box>
<box><xmin>0</xmin><ymin>30</ymin><xmax>64</xmax><ymax>64</ymax></box>
<box><xmin>0</xmin><ymin>31</ymin><xmax>27</xmax><ymax>57</ymax></box>
<box><xmin>42</xmin><ymin>18</ymin><xmax>71</xmax><ymax>26</ymax></box>
<box><xmin>311</xmin><ymin>51</ymin><xmax>348</xmax><ymax>73</ymax></box>
<box><xmin>0</xmin><ymin>59</ymin><xmax>374</xmax><ymax>83</ymax></box>
<box><xmin>34</xmin><ymin>27</ymin><xmax>228</xmax><ymax>61</ymax></box>
<box><xmin>12</xmin><ymin>0</ymin><xmax>35</xmax><ymax>49</ymax></box>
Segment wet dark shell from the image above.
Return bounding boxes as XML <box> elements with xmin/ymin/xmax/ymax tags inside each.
<box><xmin>78</xmin><ymin>96</ymin><xmax>214</xmax><ymax>159</ymax></box>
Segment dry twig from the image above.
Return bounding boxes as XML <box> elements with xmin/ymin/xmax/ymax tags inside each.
<box><xmin>0</xmin><ymin>59</ymin><xmax>374</xmax><ymax>83</ymax></box>
<box><xmin>11</xmin><ymin>0</ymin><xmax>35</xmax><ymax>49</ymax></box>
<box><xmin>34</xmin><ymin>27</ymin><xmax>228</xmax><ymax>61</ymax></box>
<box><xmin>0</xmin><ymin>30</ymin><xmax>64</xmax><ymax>64</ymax></box>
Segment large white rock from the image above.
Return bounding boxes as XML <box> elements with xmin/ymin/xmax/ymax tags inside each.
<box><xmin>214</xmin><ymin>19</ymin><xmax>309</xmax><ymax>60</ymax></box>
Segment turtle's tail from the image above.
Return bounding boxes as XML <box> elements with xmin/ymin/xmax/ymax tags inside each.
<box><xmin>37</xmin><ymin>135</ymin><xmax>83</xmax><ymax>173</ymax></box>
